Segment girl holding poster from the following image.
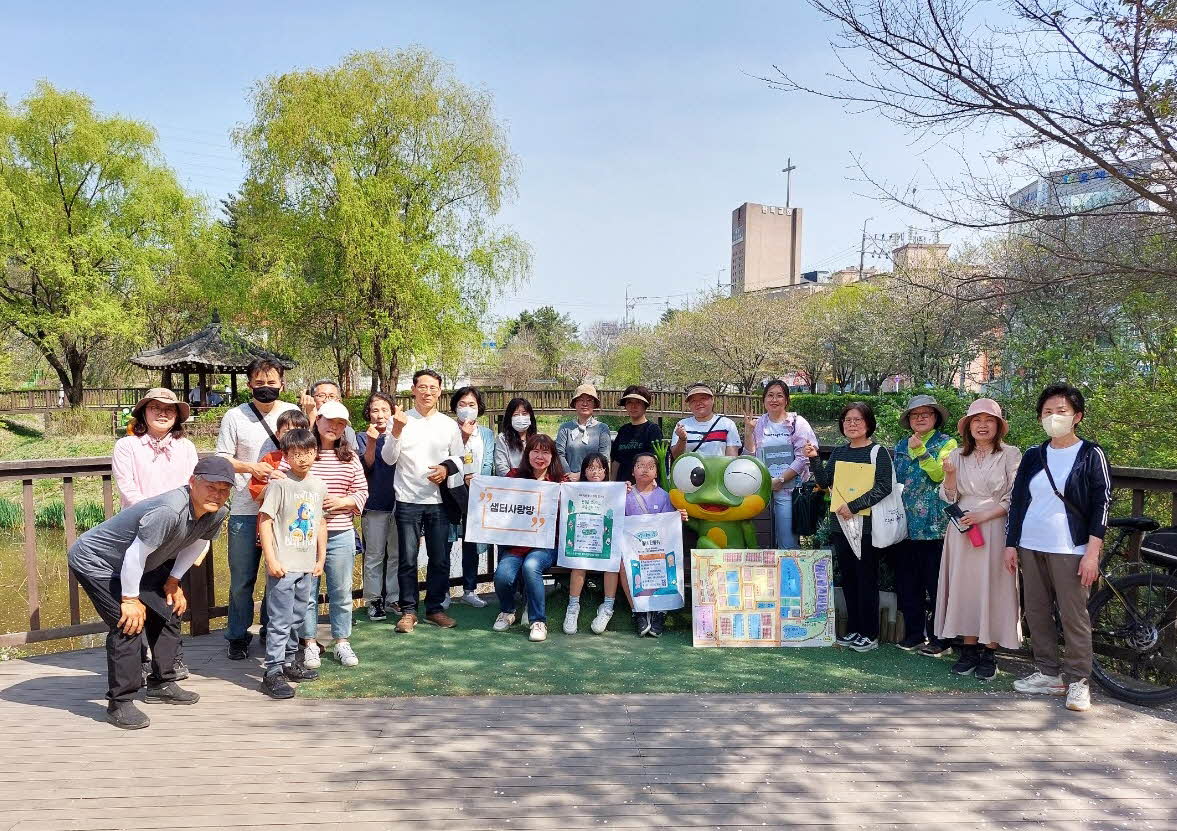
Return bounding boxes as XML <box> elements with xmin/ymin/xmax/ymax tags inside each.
<box><xmin>563</xmin><ymin>454</ymin><xmax>618</xmax><ymax>636</ymax></box>
<box><xmin>624</xmin><ymin>453</ymin><xmax>688</xmax><ymax>637</ymax></box>
<box><xmin>492</xmin><ymin>435</ymin><xmax>567</xmax><ymax>643</ymax></box>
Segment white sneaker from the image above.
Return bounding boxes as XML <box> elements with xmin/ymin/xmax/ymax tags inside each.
<box><xmin>460</xmin><ymin>591</ymin><xmax>487</xmax><ymax>608</ymax></box>
<box><xmin>302</xmin><ymin>641</ymin><xmax>321</xmax><ymax>669</ymax></box>
<box><xmin>529</xmin><ymin>621</ymin><xmax>548</xmax><ymax>642</ymax></box>
<box><xmin>590</xmin><ymin>605</ymin><xmax>614</xmax><ymax>635</ymax></box>
<box><xmin>1066</xmin><ymin>679</ymin><xmax>1092</xmax><ymax>712</ymax></box>
<box><xmin>1013</xmin><ymin>671</ymin><xmax>1066</xmax><ymax>695</ymax></box>
<box><xmin>492</xmin><ymin>612</ymin><xmax>516</xmax><ymax>632</ymax></box>
<box><xmin>441</xmin><ymin>594</ymin><xmax>452</xmax><ymax>610</ymax></box>
<box><xmin>563</xmin><ymin>604</ymin><xmax>581</xmax><ymax>635</ymax></box>
<box><xmin>333</xmin><ymin>641</ymin><xmax>359</xmax><ymax>667</ymax></box>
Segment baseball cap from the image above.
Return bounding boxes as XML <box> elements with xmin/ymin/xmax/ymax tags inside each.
<box><xmin>317</xmin><ymin>400</ymin><xmax>351</xmax><ymax>422</ymax></box>
<box><xmin>193</xmin><ymin>456</ymin><xmax>237</xmax><ymax>484</ymax></box>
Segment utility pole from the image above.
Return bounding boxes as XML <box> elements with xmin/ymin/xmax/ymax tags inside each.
<box><xmin>781</xmin><ymin>157</ymin><xmax>797</xmax><ymax>208</ymax></box>
<box><xmin>858</xmin><ymin>217</ymin><xmax>873</xmax><ymax>280</ymax></box>
<box><xmin>716</xmin><ymin>267</ymin><xmax>728</xmax><ymax>294</ymax></box>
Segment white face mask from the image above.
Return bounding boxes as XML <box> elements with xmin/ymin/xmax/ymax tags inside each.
<box><xmin>511</xmin><ymin>414</ymin><xmax>532</xmax><ymax>433</ymax></box>
<box><xmin>456</xmin><ymin>406</ymin><xmax>478</xmax><ymax>423</ymax></box>
<box><xmin>1041</xmin><ymin>413</ymin><xmax>1075</xmax><ymax>438</ymax></box>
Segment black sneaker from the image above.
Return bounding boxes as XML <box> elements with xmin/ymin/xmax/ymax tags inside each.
<box><xmin>144</xmin><ymin>681</ymin><xmax>201</xmax><ymax>705</ymax></box>
<box><xmin>974</xmin><ymin>647</ymin><xmax>997</xmax><ymax>681</ymax></box>
<box><xmin>261</xmin><ymin>671</ymin><xmax>295</xmax><ymax>699</ymax></box>
<box><xmin>919</xmin><ymin>639</ymin><xmax>951</xmax><ymax>657</ymax></box>
<box><xmin>849</xmin><ymin>635</ymin><xmax>879</xmax><ymax>652</ymax></box>
<box><xmin>951</xmin><ymin>645</ymin><xmax>980</xmax><ymax>676</ymax></box>
<box><xmin>226</xmin><ymin>638</ymin><xmax>250</xmax><ymax>661</ymax></box>
<box><xmin>171</xmin><ymin>659</ymin><xmax>190</xmax><ymax>681</ymax></box>
<box><xmin>283</xmin><ymin>661</ymin><xmax>320</xmax><ymax>682</ymax></box>
<box><xmin>897</xmin><ymin>634</ymin><xmax>926</xmax><ymax>652</ymax></box>
<box><xmin>649</xmin><ymin>612</ymin><xmax>665</xmax><ymax>638</ymax></box>
<box><xmin>367</xmin><ymin>597</ymin><xmax>387</xmax><ymax>621</ymax></box>
<box><xmin>836</xmin><ymin>631</ymin><xmax>860</xmax><ymax>647</ymax></box>
<box><xmin>106</xmin><ymin>701</ymin><xmax>150</xmax><ymax>730</ymax></box>
<box><xmin>633</xmin><ymin>612</ymin><xmax>652</xmax><ymax>637</ymax></box>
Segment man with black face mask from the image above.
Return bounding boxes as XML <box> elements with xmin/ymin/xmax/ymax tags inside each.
<box><xmin>216</xmin><ymin>357</ymin><xmax>299</xmax><ymax>660</ymax></box>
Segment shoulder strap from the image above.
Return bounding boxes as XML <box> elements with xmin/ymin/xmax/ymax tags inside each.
<box><xmin>1040</xmin><ymin>443</ymin><xmax>1083</xmax><ymax>516</ymax></box>
<box><xmin>248</xmin><ymin>402</ymin><xmax>281</xmax><ymax>452</ymax></box>
<box><xmin>691</xmin><ymin>417</ymin><xmax>722</xmax><ymax>452</ymax></box>
<box><xmin>633</xmin><ymin>489</ymin><xmax>652</xmax><ymax>514</ymax></box>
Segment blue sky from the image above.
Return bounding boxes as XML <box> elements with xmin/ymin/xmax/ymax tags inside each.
<box><xmin>2</xmin><ymin>1</ymin><xmax>974</xmax><ymax>327</ymax></box>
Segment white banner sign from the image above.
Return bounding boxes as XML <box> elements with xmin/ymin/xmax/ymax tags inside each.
<box><xmin>464</xmin><ymin>475</ymin><xmax>560</xmax><ymax>549</ymax></box>
<box><xmin>620</xmin><ymin>511</ymin><xmax>685</xmax><ymax>612</ymax></box>
<box><xmin>556</xmin><ymin>481</ymin><xmax>628</xmax><ymax>572</ymax></box>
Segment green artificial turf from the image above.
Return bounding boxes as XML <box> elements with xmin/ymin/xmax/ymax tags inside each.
<box><xmin>298</xmin><ymin>593</ymin><xmax>1012</xmax><ymax>698</ymax></box>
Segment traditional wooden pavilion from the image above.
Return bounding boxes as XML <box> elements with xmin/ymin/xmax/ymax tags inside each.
<box><xmin>128</xmin><ymin>312</ymin><xmax>296</xmax><ymax>407</ymax></box>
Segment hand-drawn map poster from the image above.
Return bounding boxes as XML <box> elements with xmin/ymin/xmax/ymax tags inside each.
<box><xmin>691</xmin><ymin>549</ymin><xmax>834</xmax><ymax>647</ymax></box>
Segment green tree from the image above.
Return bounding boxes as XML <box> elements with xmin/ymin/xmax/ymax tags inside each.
<box><xmin>0</xmin><ymin>83</ymin><xmax>201</xmax><ymax>405</ymax></box>
<box><xmin>234</xmin><ymin>48</ymin><xmax>530</xmax><ymax>393</ymax></box>
<box><xmin>504</xmin><ymin>305</ymin><xmax>578</xmax><ymax>378</ymax></box>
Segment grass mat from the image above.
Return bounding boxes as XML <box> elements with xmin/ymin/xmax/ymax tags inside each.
<box><xmin>298</xmin><ymin>594</ymin><xmax>1010</xmax><ymax>698</ymax></box>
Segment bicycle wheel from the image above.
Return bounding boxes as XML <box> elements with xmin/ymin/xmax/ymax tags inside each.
<box><xmin>1089</xmin><ymin>571</ymin><xmax>1177</xmax><ymax>706</ymax></box>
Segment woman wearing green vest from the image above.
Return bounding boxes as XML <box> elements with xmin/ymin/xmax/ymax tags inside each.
<box><xmin>893</xmin><ymin>395</ymin><xmax>958</xmax><ymax>654</ymax></box>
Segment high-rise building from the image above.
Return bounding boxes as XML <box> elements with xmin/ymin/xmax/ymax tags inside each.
<box><xmin>730</xmin><ymin>202</ymin><xmax>803</xmax><ymax>295</ymax></box>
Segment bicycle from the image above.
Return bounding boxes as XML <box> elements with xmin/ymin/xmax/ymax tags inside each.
<box><xmin>1086</xmin><ymin>516</ymin><xmax>1177</xmax><ymax>706</ymax></box>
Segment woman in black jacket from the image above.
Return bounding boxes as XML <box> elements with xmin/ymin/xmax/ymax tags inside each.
<box><xmin>1004</xmin><ymin>383</ymin><xmax>1111</xmax><ymax>713</ymax></box>
<box><xmin>803</xmin><ymin>402</ymin><xmax>894</xmax><ymax>654</ymax></box>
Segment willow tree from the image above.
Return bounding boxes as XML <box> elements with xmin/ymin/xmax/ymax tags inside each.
<box><xmin>0</xmin><ymin>83</ymin><xmax>199</xmax><ymax>404</ymax></box>
<box><xmin>234</xmin><ymin>48</ymin><xmax>530</xmax><ymax>392</ymax></box>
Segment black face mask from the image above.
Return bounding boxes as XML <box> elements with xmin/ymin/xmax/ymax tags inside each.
<box><xmin>251</xmin><ymin>386</ymin><xmax>280</xmax><ymax>404</ymax></box>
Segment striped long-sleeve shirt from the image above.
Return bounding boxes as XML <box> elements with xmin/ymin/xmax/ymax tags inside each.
<box><xmin>306</xmin><ymin>449</ymin><xmax>368</xmax><ymax>532</ymax></box>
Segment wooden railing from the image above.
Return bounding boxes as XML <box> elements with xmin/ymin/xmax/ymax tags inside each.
<box><xmin>3</xmin><ymin>453</ymin><xmax>1175</xmax><ymax>649</ymax></box>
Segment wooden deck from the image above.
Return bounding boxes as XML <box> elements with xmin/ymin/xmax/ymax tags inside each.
<box><xmin>2</xmin><ymin>633</ymin><xmax>1177</xmax><ymax>830</ymax></box>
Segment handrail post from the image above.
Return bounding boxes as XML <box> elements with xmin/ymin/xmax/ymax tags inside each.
<box><xmin>184</xmin><ymin>557</ymin><xmax>212</xmax><ymax>637</ymax></box>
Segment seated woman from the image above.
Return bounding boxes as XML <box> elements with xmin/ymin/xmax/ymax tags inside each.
<box><xmin>563</xmin><ymin>453</ymin><xmax>617</xmax><ymax>636</ymax></box>
<box><xmin>492</xmin><ymin>434</ymin><xmax>566</xmax><ymax>642</ymax></box>
<box><xmin>624</xmin><ymin>452</ymin><xmax>688</xmax><ymax>637</ymax></box>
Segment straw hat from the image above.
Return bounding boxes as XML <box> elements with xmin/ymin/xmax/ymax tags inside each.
<box><xmin>957</xmin><ymin>398</ymin><xmax>1009</xmax><ymax>439</ymax></box>
<box><xmin>569</xmin><ymin>383</ymin><xmax>600</xmax><ymax>408</ymax></box>
<box><xmin>132</xmin><ymin>387</ymin><xmax>191</xmax><ymax>425</ymax></box>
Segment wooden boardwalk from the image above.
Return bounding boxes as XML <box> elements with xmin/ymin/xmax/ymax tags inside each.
<box><xmin>2</xmin><ymin>634</ymin><xmax>1177</xmax><ymax>830</ymax></box>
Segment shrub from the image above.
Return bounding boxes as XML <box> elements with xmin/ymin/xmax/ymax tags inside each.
<box><xmin>0</xmin><ymin>499</ymin><xmax>21</xmax><ymax>530</ymax></box>
<box><xmin>34</xmin><ymin>500</ymin><xmax>106</xmax><ymax>530</ymax></box>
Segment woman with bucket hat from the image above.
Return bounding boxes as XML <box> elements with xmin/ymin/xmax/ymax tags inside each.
<box><xmin>934</xmin><ymin>399</ymin><xmax>1022</xmax><ymax>681</ymax></box>
<box><xmin>112</xmin><ymin>388</ymin><xmax>199</xmax><ymax>509</ymax></box>
<box><xmin>892</xmin><ymin>394</ymin><xmax>958</xmax><ymax>655</ymax></box>
<box><xmin>555</xmin><ymin>383</ymin><xmax>611</xmax><ymax>481</ymax></box>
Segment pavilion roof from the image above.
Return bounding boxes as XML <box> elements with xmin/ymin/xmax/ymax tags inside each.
<box><xmin>128</xmin><ymin>312</ymin><xmax>296</xmax><ymax>374</ymax></box>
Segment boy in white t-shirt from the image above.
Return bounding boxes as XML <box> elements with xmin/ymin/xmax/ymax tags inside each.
<box><xmin>670</xmin><ymin>383</ymin><xmax>741</xmax><ymax>459</ymax></box>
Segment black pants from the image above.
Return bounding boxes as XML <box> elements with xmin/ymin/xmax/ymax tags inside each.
<box><xmin>72</xmin><ymin>562</ymin><xmax>181</xmax><ymax>703</ymax></box>
<box><xmin>395</xmin><ymin>502</ymin><xmax>451</xmax><ymax>614</ymax></box>
<box><xmin>834</xmin><ymin>531</ymin><xmax>881</xmax><ymax>640</ymax></box>
<box><xmin>892</xmin><ymin>538</ymin><xmax>944</xmax><ymax>642</ymax></box>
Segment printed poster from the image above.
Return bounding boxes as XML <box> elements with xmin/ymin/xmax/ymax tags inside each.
<box><xmin>691</xmin><ymin>549</ymin><xmax>835</xmax><ymax>647</ymax></box>
<box><xmin>556</xmin><ymin>481</ymin><xmax>627</xmax><ymax>572</ymax></box>
<box><xmin>464</xmin><ymin>475</ymin><xmax>560</xmax><ymax>549</ymax></box>
<box><xmin>619</xmin><ymin>511</ymin><xmax>685</xmax><ymax>612</ymax></box>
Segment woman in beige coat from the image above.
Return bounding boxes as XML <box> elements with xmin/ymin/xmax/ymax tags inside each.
<box><xmin>935</xmin><ymin>399</ymin><xmax>1022</xmax><ymax>681</ymax></box>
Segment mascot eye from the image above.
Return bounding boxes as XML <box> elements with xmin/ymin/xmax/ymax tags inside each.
<box><xmin>723</xmin><ymin>458</ymin><xmax>763</xmax><ymax>497</ymax></box>
<box><xmin>672</xmin><ymin>456</ymin><xmax>706</xmax><ymax>493</ymax></box>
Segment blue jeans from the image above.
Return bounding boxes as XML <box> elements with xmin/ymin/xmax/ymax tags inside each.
<box><xmin>396</xmin><ymin>502</ymin><xmax>450</xmax><ymax>614</ymax></box>
<box><xmin>494</xmin><ymin>549</ymin><xmax>555</xmax><ymax>623</ymax></box>
<box><xmin>772</xmin><ymin>490</ymin><xmax>798</xmax><ymax>549</ymax></box>
<box><xmin>264</xmin><ymin>571</ymin><xmax>312</xmax><ymax>673</ymax></box>
<box><xmin>301</xmin><ymin>529</ymin><xmax>356</xmax><ymax>640</ymax></box>
<box><xmin>226</xmin><ymin>515</ymin><xmax>261</xmax><ymax>642</ymax></box>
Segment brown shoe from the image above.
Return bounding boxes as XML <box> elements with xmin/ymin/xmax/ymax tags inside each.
<box><xmin>425</xmin><ymin>611</ymin><xmax>457</xmax><ymax>629</ymax></box>
<box><xmin>394</xmin><ymin>613</ymin><xmax>418</xmax><ymax>633</ymax></box>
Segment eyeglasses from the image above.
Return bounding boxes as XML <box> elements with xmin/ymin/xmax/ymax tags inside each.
<box><xmin>842</xmin><ymin>418</ymin><xmax>866</xmax><ymax>425</ymax></box>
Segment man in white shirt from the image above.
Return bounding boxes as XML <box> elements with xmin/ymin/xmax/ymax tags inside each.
<box><xmin>215</xmin><ymin>358</ymin><xmax>299</xmax><ymax>660</ymax></box>
<box><xmin>381</xmin><ymin>369</ymin><xmax>463</xmax><ymax>632</ymax></box>
<box><xmin>670</xmin><ymin>383</ymin><xmax>742</xmax><ymax>459</ymax></box>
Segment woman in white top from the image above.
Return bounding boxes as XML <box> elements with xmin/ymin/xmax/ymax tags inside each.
<box><xmin>494</xmin><ymin>397</ymin><xmax>537</xmax><ymax>476</ymax></box>
<box><xmin>742</xmin><ymin>379</ymin><xmax>817</xmax><ymax>549</ymax></box>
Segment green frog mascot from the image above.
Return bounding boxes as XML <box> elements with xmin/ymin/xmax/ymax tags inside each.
<box><xmin>667</xmin><ymin>453</ymin><xmax>771</xmax><ymax>549</ymax></box>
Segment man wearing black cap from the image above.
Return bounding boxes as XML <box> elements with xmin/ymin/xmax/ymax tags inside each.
<box><xmin>68</xmin><ymin>456</ymin><xmax>235</xmax><ymax>729</ymax></box>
